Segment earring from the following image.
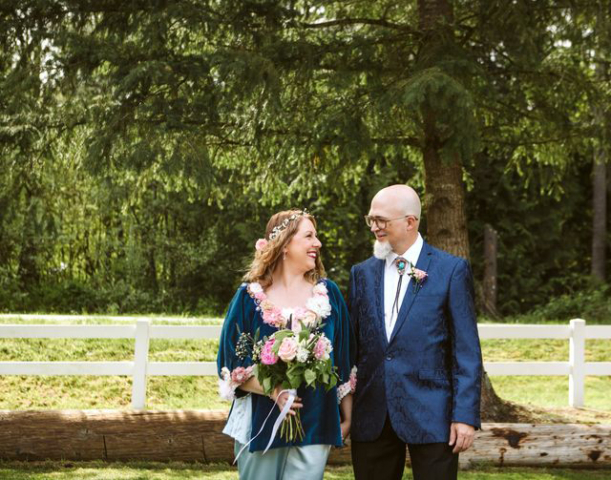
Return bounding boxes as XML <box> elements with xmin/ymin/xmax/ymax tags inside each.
<box><xmin>283</xmin><ymin>251</ymin><xmax>287</xmax><ymax>260</ymax></box>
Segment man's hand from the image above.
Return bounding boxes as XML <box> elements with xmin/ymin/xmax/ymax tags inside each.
<box><xmin>449</xmin><ymin>422</ymin><xmax>475</xmax><ymax>453</ymax></box>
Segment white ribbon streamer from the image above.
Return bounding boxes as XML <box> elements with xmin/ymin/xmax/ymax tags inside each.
<box><xmin>263</xmin><ymin>388</ymin><xmax>296</xmax><ymax>454</ymax></box>
<box><xmin>233</xmin><ymin>388</ymin><xmax>297</xmax><ymax>463</ymax></box>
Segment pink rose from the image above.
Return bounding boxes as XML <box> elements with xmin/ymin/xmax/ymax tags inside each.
<box><xmin>313</xmin><ymin>336</ymin><xmax>331</xmax><ymax>361</ymax></box>
<box><xmin>260</xmin><ymin>339</ymin><xmax>278</xmax><ymax>365</ymax></box>
<box><xmin>255</xmin><ymin>238</ymin><xmax>268</xmax><ymax>251</ymax></box>
<box><xmin>278</xmin><ymin>337</ymin><xmax>298</xmax><ymax>362</ymax></box>
<box><xmin>262</xmin><ymin>306</ymin><xmax>284</xmax><ymax>327</ymax></box>
<box><xmin>291</xmin><ymin>307</ymin><xmax>309</xmax><ymax>333</ymax></box>
<box><xmin>291</xmin><ymin>320</ymin><xmax>302</xmax><ymax>334</ymax></box>
<box><xmin>349</xmin><ymin>367</ymin><xmax>357</xmax><ymax>393</ymax></box>
<box><xmin>255</xmin><ymin>291</ymin><xmax>266</xmax><ymax>301</ymax></box>
<box><xmin>231</xmin><ymin>366</ymin><xmax>253</xmax><ymax>384</ymax></box>
<box><xmin>412</xmin><ymin>268</ymin><xmax>428</xmax><ymax>282</ymax></box>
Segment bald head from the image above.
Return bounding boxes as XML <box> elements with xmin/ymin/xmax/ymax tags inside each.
<box><xmin>371</xmin><ymin>184</ymin><xmax>421</xmax><ymax>221</ymax></box>
<box><xmin>368</xmin><ymin>184</ymin><xmax>421</xmax><ymax>254</ymax></box>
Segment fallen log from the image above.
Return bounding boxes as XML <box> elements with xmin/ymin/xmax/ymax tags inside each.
<box><xmin>0</xmin><ymin>410</ymin><xmax>609</xmax><ymax>468</ymax></box>
<box><xmin>461</xmin><ymin>423</ymin><xmax>611</xmax><ymax>468</ymax></box>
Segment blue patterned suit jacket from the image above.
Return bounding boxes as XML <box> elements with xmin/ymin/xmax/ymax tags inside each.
<box><xmin>349</xmin><ymin>241</ymin><xmax>482</xmax><ymax>444</ymax></box>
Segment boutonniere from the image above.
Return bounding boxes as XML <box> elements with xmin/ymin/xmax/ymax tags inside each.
<box><xmin>407</xmin><ymin>263</ymin><xmax>428</xmax><ymax>292</ymax></box>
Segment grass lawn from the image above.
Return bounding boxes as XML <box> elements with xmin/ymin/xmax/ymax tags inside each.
<box><xmin>0</xmin><ymin>462</ymin><xmax>609</xmax><ymax>479</ymax></box>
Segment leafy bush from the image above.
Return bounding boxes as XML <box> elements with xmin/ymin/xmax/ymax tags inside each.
<box><xmin>525</xmin><ymin>283</ymin><xmax>611</xmax><ymax>324</ymax></box>
<box><xmin>496</xmin><ymin>282</ymin><xmax>611</xmax><ymax>324</ymax></box>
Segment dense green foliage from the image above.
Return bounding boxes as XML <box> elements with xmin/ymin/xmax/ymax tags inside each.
<box><xmin>0</xmin><ymin>1</ymin><xmax>609</xmax><ymax>317</ymax></box>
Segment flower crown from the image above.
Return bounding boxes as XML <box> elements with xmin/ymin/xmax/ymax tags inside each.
<box><xmin>255</xmin><ymin>209</ymin><xmax>309</xmax><ymax>251</ymax></box>
<box><xmin>269</xmin><ymin>209</ymin><xmax>309</xmax><ymax>240</ymax></box>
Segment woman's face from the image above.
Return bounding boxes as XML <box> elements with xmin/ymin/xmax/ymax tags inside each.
<box><xmin>284</xmin><ymin>218</ymin><xmax>322</xmax><ymax>272</ymax></box>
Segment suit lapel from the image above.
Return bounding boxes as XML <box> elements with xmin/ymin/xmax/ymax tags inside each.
<box><xmin>388</xmin><ymin>242</ymin><xmax>434</xmax><ymax>345</ymax></box>
<box><xmin>372</xmin><ymin>258</ymin><xmax>388</xmax><ymax>348</ymax></box>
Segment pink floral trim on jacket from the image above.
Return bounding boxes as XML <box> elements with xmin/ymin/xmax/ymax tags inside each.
<box><xmin>246</xmin><ymin>281</ymin><xmax>331</xmax><ymax>331</ymax></box>
<box><xmin>218</xmin><ymin>366</ymin><xmax>254</xmax><ymax>401</ymax></box>
<box><xmin>337</xmin><ymin>366</ymin><xmax>357</xmax><ymax>404</ymax></box>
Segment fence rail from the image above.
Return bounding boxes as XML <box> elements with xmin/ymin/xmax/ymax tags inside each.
<box><xmin>0</xmin><ymin>317</ymin><xmax>610</xmax><ymax>409</ymax></box>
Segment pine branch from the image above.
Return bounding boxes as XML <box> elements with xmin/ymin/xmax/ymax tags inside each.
<box><xmin>371</xmin><ymin>136</ymin><xmax>422</xmax><ymax>148</ymax></box>
<box><xmin>300</xmin><ymin>18</ymin><xmax>416</xmax><ymax>34</ymax></box>
<box><xmin>482</xmin><ymin>132</ymin><xmax>585</xmax><ymax>147</ymax></box>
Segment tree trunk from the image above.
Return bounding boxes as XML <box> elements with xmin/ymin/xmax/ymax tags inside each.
<box><xmin>18</xmin><ymin>184</ymin><xmax>41</xmax><ymax>288</ymax></box>
<box><xmin>417</xmin><ymin>0</ymin><xmax>509</xmax><ymax>421</ymax></box>
<box><xmin>422</xmin><ymin>146</ymin><xmax>470</xmax><ymax>259</ymax></box>
<box><xmin>591</xmin><ymin>57</ymin><xmax>607</xmax><ymax>282</ymax></box>
<box><xmin>592</xmin><ymin>157</ymin><xmax>607</xmax><ymax>281</ymax></box>
<box><xmin>483</xmin><ymin>224</ymin><xmax>500</xmax><ymax>318</ymax></box>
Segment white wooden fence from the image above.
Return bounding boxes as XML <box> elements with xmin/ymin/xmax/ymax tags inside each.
<box><xmin>0</xmin><ymin>317</ymin><xmax>610</xmax><ymax>409</ymax></box>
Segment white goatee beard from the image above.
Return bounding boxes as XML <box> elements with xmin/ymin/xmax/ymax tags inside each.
<box><xmin>373</xmin><ymin>240</ymin><xmax>394</xmax><ymax>260</ymax></box>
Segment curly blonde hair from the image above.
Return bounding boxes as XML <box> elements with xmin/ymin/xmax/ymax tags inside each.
<box><xmin>244</xmin><ymin>209</ymin><xmax>325</xmax><ymax>288</ymax></box>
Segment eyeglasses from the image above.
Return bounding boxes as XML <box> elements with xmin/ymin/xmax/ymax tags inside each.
<box><xmin>364</xmin><ymin>215</ymin><xmax>418</xmax><ymax>229</ymax></box>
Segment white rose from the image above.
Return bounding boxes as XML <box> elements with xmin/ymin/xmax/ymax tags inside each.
<box><xmin>296</xmin><ymin>345</ymin><xmax>309</xmax><ymax>363</ymax></box>
<box><xmin>306</xmin><ymin>296</ymin><xmax>332</xmax><ymax>318</ymax></box>
<box><xmin>301</xmin><ymin>310</ymin><xmax>319</xmax><ymax>328</ymax></box>
<box><xmin>249</xmin><ymin>282</ymin><xmax>263</xmax><ymax>294</ymax></box>
<box><xmin>312</xmin><ymin>283</ymin><xmax>328</xmax><ymax>296</ymax></box>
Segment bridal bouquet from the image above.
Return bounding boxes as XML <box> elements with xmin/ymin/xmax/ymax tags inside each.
<box><xmin>236</xmin><ymin>325</ymin><xmax>338</xmax><ymax>442</ymax></box>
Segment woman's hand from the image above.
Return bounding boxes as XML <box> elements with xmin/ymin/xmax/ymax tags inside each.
<box><xmin>339</xmin><ymin>393</ymin><xmax>353</xmax><ymax>443</ymax></box>
<box><xmin>340</xmin><ymin>420</ymin><xmax>351</xmax><ymax>443</ymax></box>
<box><xmin>270</xmin><ymin>385</ymin><xmax>303</xmax><ymax>415</ymax></box>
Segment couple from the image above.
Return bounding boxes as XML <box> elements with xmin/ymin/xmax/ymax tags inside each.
<box><xmin>217</xmin><ymin>185</ymin><xmax>483</xmax><ymax>480</ymax></box>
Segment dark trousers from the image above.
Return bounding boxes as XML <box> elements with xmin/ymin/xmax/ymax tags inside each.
<box><xmin>351</xmin><ymin>416</ymin><xmax>458</xmax><ymax>480</ymax></box>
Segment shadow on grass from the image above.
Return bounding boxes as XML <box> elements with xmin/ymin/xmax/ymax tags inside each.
<box><xmin>0</xmin><ymin>461</ymin><xmax>235</xmax><ymax>480</ymax></box>
<box><xmin>1</xmin><ymin>462</ymin><xmax>610</xmax><ymax>480</ymax></box>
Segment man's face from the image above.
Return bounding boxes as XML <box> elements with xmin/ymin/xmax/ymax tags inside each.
<box><xmin>368</xmin><ymin>196</ymin><xmax>408</xmax><ymax>251</ymax></box>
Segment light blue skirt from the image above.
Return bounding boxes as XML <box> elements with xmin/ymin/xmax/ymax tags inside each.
<box><xmin>234</xmin><ymin>441</ymin><xmax>331</xmax><ymax>480</ymax></box>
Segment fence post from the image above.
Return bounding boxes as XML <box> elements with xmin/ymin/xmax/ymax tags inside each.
<box><xmin>132</xmin><ymin>319</ymin><xmax>151</xmax><ymax>410</ymax></box>
<box><xmin>569</xmin><ymin>319</ymin><xmax>586</xmax><ymax>407</ymax></box>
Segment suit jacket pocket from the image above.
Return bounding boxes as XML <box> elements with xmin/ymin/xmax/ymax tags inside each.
<box><xmin>419</xmin><ymin>368</ymin><xmax>450</xmax><ymax>383</ymax></box>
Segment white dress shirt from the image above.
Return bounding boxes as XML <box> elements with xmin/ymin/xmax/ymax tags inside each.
<box><xmin>384</xmin><ymin>233</ymin><xmax>424</xmax><ymax>341</ymax></box>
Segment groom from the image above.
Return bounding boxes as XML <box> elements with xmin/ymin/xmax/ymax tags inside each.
<box><xmin>349</xmin><ymin>185</ymin><xmax>482</xmax><ymax>480</ymax></box>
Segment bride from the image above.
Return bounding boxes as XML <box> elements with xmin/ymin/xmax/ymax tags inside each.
<box><xmin>217</xmin><ymin>209</ymin><xmax>356</xmax><ymax>479</ymax></box>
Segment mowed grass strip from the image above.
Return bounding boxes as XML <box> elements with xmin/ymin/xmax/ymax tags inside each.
<box><xmin>481</xmin><ymin>338</ymin><xmax>610</xmax><ymax>362</ymax></box>
<box><xmin>1</xmin><ymin>462</ymin><xmax>610</xmax><ymax>480</ymax></box>
<box><xmin>0</xmin><ymin>338</ymin><xmax>219</xmax><ymax>362</ymax></box>
<box><xmin>481</xmin><ymin>338</ymin><xmax>611</xmax><ymax>413</ymax></box>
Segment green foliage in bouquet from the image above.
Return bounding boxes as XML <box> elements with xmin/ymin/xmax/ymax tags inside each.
<box><xmin>239</xmin><ymin>324</ymin><xmax>338</xmax><ymax>443</ymax></box>
<box><xmin>253</xmin><ymin>327</ymin><xmax>338</xmax><ymax>396</ymax></box>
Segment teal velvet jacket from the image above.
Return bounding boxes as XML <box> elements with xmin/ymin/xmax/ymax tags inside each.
<box><xmin>217</xmin><ymin>279</ymin><xmax>355</xmax><ymax>452</ymax></box>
